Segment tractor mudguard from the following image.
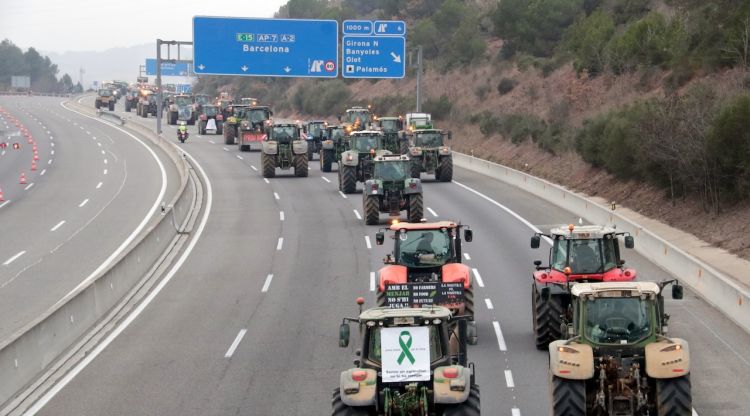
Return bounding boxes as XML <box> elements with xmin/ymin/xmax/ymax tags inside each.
<box><xmin>645</xmin><ymin>338</ymin><xmax>690</xmax><ymax>378</ymax></box>
<box><xmin>363</xmin><ymin>179</ymin><xmax>382</xmax><ymax>196</ymax></box>
<box><xmin>403</xmin><ymin>178</ymin><xmax>422</xmax><ymax>194</ymax></box>
<box><xmin>339</xmin><ymin>368</ymin><xmax>377</xmax><ymax>406</ymax></box>
<box><xmin>341</xmin><ymin>151</ymin><xmax>359</xmax><ymax>167</ymax></box>
<box><xmin>532</xmin><ymin>279</ymin><xmax>570</xmax><ymax>295</ymax></box>
<box><xmin>548</xmin><ymin>340</ymin><xmax>595</xmax><ymax>380</ymax></box>
<box><xmin>433</xmin><ymin>366</ymin><xmax>472</xmax><ymax>404</ymax></box>
<box><xmin>602</xmin><ymin>267</ymin><xmax>637</xmax><ymax>281</ymax></box>
<box><xmin>378</xmin><ymin>265</ymin><xmax>407</xmax><ymax>292</ymax></box>
<box><xmin>441</xmin><ymin>263</ymin><xmax>471</xmax><ymax>289</ymax></box>
<box><xmin>262</xmin><ymin>141</ymin><xmax>278</xmax><ymax>155</ymax></box>
<box><xmin>438</xmin><ymin>147</ymin><xmax>451</xmax><ymax>156</ymax></box>
<box><xmin>292</xmin><ymin>140</ymin><xmax>308</xmax><ymax>155</ymax></box>
<box><xmin>322</xmin><ymin>139</ymin><xmax>334</xmax><ymax>150</ymax></box>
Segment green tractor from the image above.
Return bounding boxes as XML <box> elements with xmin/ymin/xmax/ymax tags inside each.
<box><xmin>548</xmin><ymin>281</ymin><xmax>691</xmax><ymax>416</ymax></box>
<box><xmin>320</xmin><ymin>125</ymin><xmax>348</xmax><ymax>173</ymax></box>
<box><xmin>338</xmin><ymin>131</ymin><xmax>391</xmax><ymax>194</ymax></box>
<box><xmin>407</xmin><ymin>129</ymin><xmax>453</xmax><ymax>182</ymax></box>
<box><xmin>261</xmin><ymin>122</ymin><xmax>308</xmax><ymax>178</ymax></box>
<box><xmin>335</xmin><ymin>303</ymin><xmax>480</xmax><ymax>416</ymax></box>
<box><xmin>363</xmin><ymin>154</ymin><xmax>424</xmax><ymax>225</ymax></box>
<box><xmin>223</xmin><ymin>104</ymin><xmax>250</xmax><ymax>145</ymax></box>
<box><xmin>377</xmin><ymin>116</ymin><xmax>409</xmax><ymax>154</ymax></box>
<box><xmin>340</xmin><ymin>106</ymin><xmax>374</xmax><ymax>134</ymax></box>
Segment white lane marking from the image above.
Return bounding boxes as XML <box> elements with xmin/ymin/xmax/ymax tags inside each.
<box><xmin>103</xmin><ymin>159</ymin><xmax>108</xmax><ymax>164</ymax></box>
<box><xmin>24</xmin><ymin>183</ymin><xmax>34</xmax><ymax>191</ymax></box>
<box><xmin>47</xmin><ymin>159</ymin><xmax>52</xmax><ymax>165</ymax></box>
<box><xmin>276</xmin><ymin>238</ymin><xmax>284</xmax><ymax>251</ymax></box>
<box><xmin>103</xmin><ymin>169</ymin><xmax>108</xmax><ymax>175</ymax></box>
<box><xmin>222</xmin><ymin>147</ymin><xmax>229</xmax><ymax>152</ymax></box>
<box><xmin>681</xmin><ymin>306</ymin><xmax>750</xmax><ymax>367</ymax></box>
<box><xmin>321</xmin><ymin>176</ymin><xmax>331</xmax><ymax>183</ymax></box>
<box><xmin>1</xmin><ymin>150</ymin><xmax>4</xmax><ymax>156</ymax></box>
<box><xmin>485</xmin><ymin>298</ymin><xmax>494</xmax><ymax>310</ymax></box>
<box><xmin>86</xmin><ymin>131</ymin><xmax>90</xmax><ymax>135</ymax></box>
<box><xmin>279</xmin><ymin>211</ymin><xmax>285</xmax><ymax>221</ymax></box>
<box><xmin>427</xmin><ymin>207</ymin><xmax>438</xmax><ymax>217</ymax></box>
<box><xmin>365</xmin><ymin>236</ymin><xmax>372</xmax><ymax>249</ymax></box>
<box><xmin>472</xmin><ymin>268</ymin><xmax>485</xmax><ymax>287</ymax></box>
<box><xmin>40</xmin><ymin>169</ymin><xmax>46</xmax><ymax>176</ymax></box>
<box><xmin>97</xmin><ymin>142</ymin><xmax>101</xmax><ymax>147</ymax></box>
<box><xmin>263</xmin><ymin>178</ymin><xmax>270</xmax><ymax>184</ymax></box>
<box><xmin>208</xmin><ymin>140</ymin><xmax>215</xmax><ymax>144</ymax></box>
<box><xmin>273</xmin><ymin>192</ymin><xmax>280</xmax><ymax>200</ymax></box>
<box><xmin>224</xmin><ymin>329</ymin><xmax>248</xmax><ymax>358</ymax></box>
<box><xmin>50</xmin><ymin>142</ymin><xmax>54</xmax><ymax>147</ymax></box>
<box><xmin>50</xmin><ymin>220</ymin><xmax>66</xmax><ymax>232</ymax></box>
<box><xmin>505</xmin><ymin>370</ymin><xmax>515</xmax><ymax>388</ymax></box>
<box><xmin>23</xmin><ymin>147</ymin><xmax>212</xmax><ymax>416</ymax></box>
<box><xmin>236</xmin><ymin>154</ymin><xmax>244</xmax><ymax>160</ymax></box>
<box><xmin>463</xmin><ymin>252</ymin><xmax>471</xmax><ymax>261</ymax></box>
<box><xmin>101</xmin><ymin>150</ymin><xmax>105</xmax><ymax>155</ymax></box>
<box><xmin>338</xmin><ymin>190</ymin><xmax>348</xmax><ymax>199</ymax></box>
<box><xmin>250</xmin><ymin>165</ymin><xmax>258</xmax><ymax>172</ymax></box>
<box><xmin>0</xmin><ymin>201</ymin><xmax>9</xmax><ymax>209</ymax></box>
<box><xmin>370</xmin><ymin>272</ymin><xmax>376</xmax><ymax>292</ymax></box>
<box><xmin>353</xmin><ymin>209</ymin><xmax>362</xmax><ymax>220</ymax></box>
<box><xmin>692</xmin><ymin>409</ymin><xmax>699</xmax><ymax>416</ymax></box>
<box><xmin>50</xmin><ymin>150</ymin><xmax>54</xmax><ymax>155</ymax></box>
<box><xmin>78</xmin><ymin>198</ymin><xmax>89</xmax><ymax>208</ymax></box>
<box><xmin>3</xmin><ymin>251</ymin><xmax>26</xmax><ymax>266</ymax></box>
<box><xmin>96</xmin><ymin>181</ymin><xmax>102</xmax><ymax>189</ymax></box>
<box><xmin>261</xmin><ymin>274</ymin><xmax>274</xmax><ymax>293</ymax></box>
<box><xmin>512</xmin><ymin>408</ymin><xmax>521</xmax><ymax>416</ymax></box>
<box><xmin>492</xmin><ymin>321</ymin><xmax>508</xmax><ymax>351</ymax></box>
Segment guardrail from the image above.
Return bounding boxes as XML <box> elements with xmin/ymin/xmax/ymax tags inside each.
<box><xmin>453</xmin><ymin>152</ymin><xmax>750</xmax><ymax>334</ymax></box>
<box><xmin>0</xmin><ymin>99</ymin><xmax>198</xmax><ymax>411</ymax></box>
<box><xmin>0</xmin><ymin>92</ymin><xmax>73</xmax><ymax>97</ymax></box>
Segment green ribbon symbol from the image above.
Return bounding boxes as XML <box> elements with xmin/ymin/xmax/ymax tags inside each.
<box><xmin>397</xmin><ymin>331</ymin><xmax>416</xmax><ymax>365</ymax></box>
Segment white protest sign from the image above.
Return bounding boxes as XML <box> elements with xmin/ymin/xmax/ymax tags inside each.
<box><xmin>206</xmin><ymin>118</ymin><xmax>217</xmax><ymax>131</ymax></box>
<box><xmin>381</xmin><ymin>326</ymin><xmax>430</xmax><ymax>383</ymax></box>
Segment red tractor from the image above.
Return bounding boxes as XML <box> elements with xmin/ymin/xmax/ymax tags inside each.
<box><xmin>530</xmin><ymin>224</ymin><xmax>636</xmax><ymax>350</ymax></box>
<box><xmin>375</xmin><ymin>221</ymin><xmax>477</xmax><ymax>344</ymax></box>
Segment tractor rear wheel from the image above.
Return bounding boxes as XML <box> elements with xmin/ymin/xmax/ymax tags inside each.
<box><xmin>199</xmin><ymin>122</ymin><xmax>206</xmax><ymax>135</ymax></box>
<box><xmin>438</xmin><ymin>156</ymin><xmax>453</xmax><ymax>182</ymax></box>
<box><xmin>465</xmin><ymin>287</ymin><xmax>477</xmax><ymax>345</ymax></box>
<box><xmin>376</xmin><ymin>289</ymin><xmax>386</xmax><ymax>307</ymax></box>
<box><xmin>408</xmin><ymin>193</ymin><xmax>424</xmax><ymax>223</ymax></box>
<box><xmin>224</xmin><ymin>126</ymin><xmax>235</xmax><ymax>145</ymax></box>
<box><xmin>532</xmin><ymin>284</ymin><xmax>563</xmax><ymax>350</ymax></box>
<box><xmin>108</xmin><ymin>102</ymin><xmax>115</xmax><ymax>111</ymax></box>
<box><xmin>294</xmin><ymin>154</ymin><xmax>308</xmax><ymax>177</ymax></box>
<box><xmin>400</xmin><ymin>140</ymin><xmax>409</xmax><ymax>155</ymax></box>
<box><xmin>340</xmin><ymin>165</ymin><xmax>356</xmax><ymax>194</ymax></box>
<box><xmin>332</xmin><ymin>388</ymin><xmax>372</xmax><ymax>416</ymax></box>
<box><xmin>550</xmin><ymin>376</ymin><xmax>585</xmax><ymax>416</ymax></box>
<box><xmin>262</xmin><ymin>153</ymin><xmax>276</xmax><ymax>178</ymax></box>
<box><xmin>410</xmin><ymin>158</ymin><xmax>422</xmax><ymax>178</ymax></box>
<box><xmin>307</xmin><ymin>141</ymin><xmax>314</xmax><ymax>161</ymax></box>
<box><xmin>656</xmin><ymin>376</ymin><xmax>692</xmax><ymax>416</ymax></box>
<box><xmin>442</xmin><ymin>385</ymin><xmax>480</xmax><ymax>416</ymax></box>
<box><xmin>321</xmin><ymin>149</ymin><xmax>333</xmax><ymax>172</ymax></box>
<box><xmin>364</xmin><ymin>195</ymin><xmax>379</xmax><ymax>225</ymax></box>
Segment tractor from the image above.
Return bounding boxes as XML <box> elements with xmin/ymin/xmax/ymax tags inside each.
<box><xmin>377</xmin><ymin>116</ymin><xmax>409</xmax><ymax>154</ymax></box>
<box><xmin>197</xmin><ymin>104</ymin><xmax>223</xmax><ymax>135</ymax></box>
<box><xmin>335</xmin><ymin>302</ymin><xmax>480</xmax><ymax>415</ymax></box>
<box><xmin>320</xmin><ymin>125</ymin><xmax>348</xmax><ymax>173</ymax></box>
<box><xmin>530</xmin><ymin>224</ymin><xmax>636</xmax><ymax>350</ymax></box>
<box><xmin>192</xmin><ymin>93</ymin><xmax>211</xmax><ymax>114</ymax></box>
<box><xmin>305</xmin><ymin>120</ymin><xmax>328</xmax><ymax>161</ymax></box>
<box><xmin>95</xmin><ymin>88</ymin><xmax>116</xmax><ymax>111</ymax></box>
<box><xmin>362</xmin><ymin>155</ymin><xmax>424</xmax><ymax>225</ymax></box>
<box><xmin>407</xmin><ymin>129</ymin><xmax>453</xmax><ymax>182</ymax></box>
<box><xmin>167</xmin><ymin>94</ymin><xmax>195</xmax><ymax>125</ymax></box>
<box><xmin>338</xmin><ymin>131</ymin><xmax>391</xmax><ymax>194</ymax></box>
<box><xmin>405</xmin><ymin>113</ymin><xmax>433</xmax><ymax>132</ymax></box>
<box><xmin>548</xmin><ymin>281</ymin><xmax>691</xmax><ymax>416</ymax></box>
<box><xmin>237</xmin><ymin>105</ymin><xmax>273</xmax><ymax>151</ymax></box>
<box><xmin>261</xmin><ymin>121</ymin><xmax>308</xmax><ymax>178</ymax></box>
<box><xmin>136</xmin><ymin>89</ymin><xmax>158</xmax><ymax>118</ymax></box>
<box><xmin>340</xmin><ymin>106</ymin><xmax>374</xmax><ymax>134</ymax></box>
<box><xmin>123</xmin><ymin>88</ymin><xmax>139</xmax><ymax>112</ymax></box>
<box><xmin>375</xmin><ymin>221</ymin><xmax>477</xmax><ymax>345</ymax></box>
<box><xmin>223</xmin><ymin>104</ymin><xmax>249</xmax><ymax>145</ymax></box>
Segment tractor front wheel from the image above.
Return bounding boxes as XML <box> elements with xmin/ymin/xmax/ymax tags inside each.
<box><xmin>199</xmin><ymin>122</ymin><xmax>206</xmax><ymax>135</ymax></box>
<box><xmin>438</xmin><ymin>156</ymin><xmax>453</xmax><ymax>182</ymax></box>
<box><xmin>294</xmin><ymin>154</ymin><xmax>309</xmax><ymax>177</ymax></box>
<box><xmin>408</xmin><ymin>193</ymin><xmax>424</xmax><ymax>223</ymax></box>
<box><xmin>332</xmin><ymin>388</ymin><xmax>372</xmax><ymax>416</ymax></box>
<box><xmin>656</xmin><ymin>376</ymin><xmax>692</xmax><ymax>416</ymax></box>
<box><xmin>262</xmin><ymin>153</ymin><xmax>276</xmax><ymax>178</ymax></box>
<box><xmin>108</xmin><ymin>102</ymin><xmax>114</xmax><ymax>111</ymax></box>
<box><xmin>532</xmin><ymin>284</ymin><xmax>563</xmax><ymax>350</ymax></box>
<box><xmin>224</xmin><ymin>126</ymin><xmax>235</xmax><ymax>145</ymax></box>
<box><xmin>442</xmin><ymin>385</ymin><xmax>480</xmax><ymax>416</ymax></box>
<box><xmin>410</xmin><ymin>158</ymin><xmax>422</xmax><ymax>179</ymax></box>
<box><xmin>550</xmin><ymin>376</ymin><xmax>585</xmax><ymax>416</ymax></box>
<box><xmin>321</xmin><ymin>149</ymin><xmax>333</xmax><ymax>172</ymax></box>
<box><xmin>364</xmin><ymin>195</ymin><xmax>379</xmax><ymax>225</ymax></box>
<box><xmin>340</xmin><ymin>165</ymin><xmax>356</xmax><ymax>194</ymax></box>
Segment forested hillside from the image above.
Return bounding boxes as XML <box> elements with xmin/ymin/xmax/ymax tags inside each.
<box><xmin>0</xmin><ymin>39</ymin><xmax>82</xmax><ymax>93</ymax></box>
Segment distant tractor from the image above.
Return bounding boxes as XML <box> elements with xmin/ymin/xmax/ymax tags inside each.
<box><xmin>136</xmin><ymin>89</ymin><xmax>158</xmax><ymax>118</ymax></box>
<box><xmin>261</xmin><ymin>122</ymin><xmax>308</xmax><ymax>178</ymax></box>
<box><xmin>319</xmin><ymin>125</ymin><xmax>348</xmax><ymax>173</ymax></box>
<box><xmin>407</xmin><ymin>129</ymin><xmax>454</xmax><ymax>182</ymax></box>
<box><xmin>95</xmin><ymin>89</ymin><xmax>116</xmax><ymax>111</ymax></box>
<box><xmin>530</xmin><ymin>224</ymin><xmax>636</xmax><ymax>349</ymax></box>
<box><xmin>340</xmin><ymin>106</ymin><xmax>373</xmax><ymax>134</ymax></box>
<box><xmin>304</xmin><ymin>120</ymin><xmax>327</xmax><ymax>161</ymax></box>
<box><xmin>338</xmin><ymin>131</ymin><xmax>391</xmax><ymax>194</ymax></box>
<box><xmin>405</xmin><ymin>112</ymin><xmax>433</xmax><ymax>131</ymax></box>
<box><xmin>168</xmin><ymin>94</ymin><xmax>195</xmax><ymax>125</ymax></box>
<box><xmin>548</xmin><ymin>281</ymin><xmax>691</xmax><ymax>416</ymax></box>
<box><xmin>377</xmin><ymin>116</ymin><xmax>409</xmax><ymax>154</ymax></box>
<box><xmin>197</xmin><ymin>104</ymin><xmax>223</xmax><ymax>135</ymax></box>
<box><xmin>237</xmin><ymin>105</ymin><xmax>273</xmax><ymax>151</ymax></box>
<box><xmin>192</xmin><ymin>93</ymin><xmax>211</xmax><ymax>115</ymax></box>
<box><xmin>123</xmin><ymin>89</ymin><xmax>139</xmax><ymax>112</ymax></box>
<box><xmin>363</xmin><ymin>154</ymin><xmax>423</xmax><ymax>225</ymax></box>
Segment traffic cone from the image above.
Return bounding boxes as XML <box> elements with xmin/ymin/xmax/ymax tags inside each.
<box><xmin>31</xmin><ymin>161</ymin><xmax>37</xmax><ymax>171</ymax></box>
<box><xmin>19</xmin><ymin>173</ymin><xmax>27</xmax><ymax>184</ymax></box>
<box><xmin>33</xmin><ymin>153</ymin><xmax>39</xmax><ymax>161</ymax></box>
<box><xmin>0</xmin><ymin>189</ymin><xmax>4</xmax><ymax>202</ymax></box>
<box><xmin>32</xmin><ymin>145</ymin><xmax>37</xmax><ymax>152</ymax></box>
<box><xmin>27</xmin><ymin>138</ymin><xmax>33</xmax><ymax>144</ymax></box>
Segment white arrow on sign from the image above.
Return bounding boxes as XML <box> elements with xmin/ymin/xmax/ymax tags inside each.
<box><xmin>241</xmin><ymin>65</ymin><xmax>248</xmax><ymax>72</ymax></box>
<box><xmin>284</xmin><ymin>66</ymin><xmax>291</xmax><ymax>73</ymax></box>
<box><xmin>198</xmin><ymin>64</ymin><xmax>205</xmax><ymax>70</ymax></box>
<box><xmin>390</xmin><ymin>52</ymin><xmax>401</xmax><ymax>63</ymax></box>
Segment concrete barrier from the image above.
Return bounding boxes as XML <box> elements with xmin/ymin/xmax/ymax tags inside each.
<box><xmin>0</xmin><ymin>100</ymin><xmax>198</xmax><ymax>410</ymax></box>
<box><xmin>453</xmin><ymin>152</ymin><xmax>750</xmax><ymax>333</ymax></box>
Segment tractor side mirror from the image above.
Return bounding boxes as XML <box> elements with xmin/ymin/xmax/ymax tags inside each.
<box><xmin>533</xmin><ymin>260</ymin><xmax>542</xmax><ymax>267</ymax></box>
<box><xmin>464</xmin><ymin>229</ymin><xmax>473</xmax><ymax>242</ymax></box>
<box><xmin>624</xmin><ymin>236</ymin><xmax>634</xmax><ymax>249</ymax></box>
<box><xmin>376</xmin><ymin>232</ymin><xmax>385</xmax><ymax>245</ymax></box>
<box><xmin>339</xmin><ymin>323</ymin><xmax>351</xmax><ymax>348</ymax></box>
<box><xmin>672</xmin><ymin>284</ymin><xmax>684</xmax><ymax>300</ymax></box>
<box><xmin>337</xmin><ymin>114</ymin><xmax>342</xmax><ymax>122</ymax></box>
<box><xmin>530</xmin><ymin>235</ymin><xmax>541</xmax><ymax>249</ymax></box>
<box><xmin>448</xmin><ymin>131</ymin><xmax>453</xmax><ymax>140</ymax></box>
<box><xmin>540</xmin><ymin>287</ymin><xmax>551</xmax><ymax>302</ymax></box>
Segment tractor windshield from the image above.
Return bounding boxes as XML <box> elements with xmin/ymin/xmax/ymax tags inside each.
<box><xmin>366</xmin><ymin>325</ymin><xmax>443</xmax><ymax>364</ymax></box>
<box><xmin>195</xmin><ymin>95</ymin><xmax>210</xmax><ymax>105</ymax></box>
<box><xmin>551</xmin><ymin>238</ymin><xmax>618</xmax><ymax>274</ymax></box>
<box><xmin>374</xmin><ymin>160</ymin><xmax>409</xmax><ymax>181</ymax></box>
<box><xmin>99</xmin><ymin>89</ymin><xmax>112</xmax><ymax>97</ymax></box>
<box><xmin>272</xmin><ymin>126</ymin><xmax>297</xmax><ymax>141</ymax></box>
<box><xmin>397</xmin><ymin>229</ymin><xmax>453</xmax><ymax>267</ymax></box>
<box><xmin>584</xmin><ymin>297</ymin><xmax>653</xmax><ymax>344</ymax></box>
<box><xmin>415</xmin><ymin>133</ymin><xmax>444</xmax><ymax>147</ymax></box>
<box><xmin>247</xmin><ymin>109</ymin><xmax>270</xmax><ymax>122</ymax></box>
<box><xmin>202</xmin><ymin>106</ymin><xmax>218</xmax><ymax>117</ymax></box>
<box><xmin>328</xmin><ymin>128</ymin><xmax>345</xmax><ymax>140</ymax></box>
<box><xmin>380</xmin><ymin>119</ymin><xmax>400</xmax><ymax>132</ymax></box>
<box><xmin>346</xmin><ymin>110</ymin><xmax>370</xmax><ymax>125</ymax></box>
<box><xmin>307</xmin><ymin>123</ymin><xmax>324</xmax><ymax>137</ymax></box>
<box><xmin>175</xmin><ymin>96</ymin><xmax>192</xmax><ymax>106</ymax></box>
<box><xmin>352</xmin><ymin>135</ymin><xmax>381</xmax><ymax>152</ymax></box>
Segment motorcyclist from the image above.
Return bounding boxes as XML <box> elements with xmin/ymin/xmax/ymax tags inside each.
<box><xmin>177</xmin><ymin>121</ymin><xmax>188</xmax><ymax>141</ymax></box>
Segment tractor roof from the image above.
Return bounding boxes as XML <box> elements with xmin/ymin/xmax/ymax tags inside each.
<box><xmin>374</xmin><ymin>154</ymin><xmax>409</xmax><ymax>162</ymax></box>
<box><xmin>389</xmin><ymin>220</ymin><xmax>459</xmax><ymax>231</ymax></box>
<box><xmin>351</xmin><ymin>130</ymin><xmax>383</xmax><ymax>136</ymax></box>
<box><xmin>347</xmin><ymin>106</ymin><xmax>369</xmax><ymax>111</ymax></box>
<box><xmin>414</xmin><ymin>129</ymin><xmax>444</xmax><ymax>134</ymax></box>
<box><xmin>308</xmin><ymin>120</ymin><xmax>327</xmax><ymax>124</ymax></box>
<box><xmin>379</xmin><ymin>116</ymin><xmax>401</xmax><ymax>120</ymax></box>
<box><xmin>571</xmin><ymin>282</ymin><xmax>661</xmax><ymax>297</ymax></box>
<box><xmin>549</xmin><ymin>224</ymin><xmax>619</xmax><ymax>239</ymax></box>
<box><xmin>359</xmin><ymin>306</ymin><xmax>452</xmax><ymax>322</ymax></box>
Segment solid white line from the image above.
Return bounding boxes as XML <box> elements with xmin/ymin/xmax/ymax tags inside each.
<box><xmin>96</xmin><ymin>182</ymin><xmax>102</xmax><ymax>189</ymax></box>
<box><xmin>365</xmin><ymin>236</ymin><xmax>372</xmax><ymax>249</ymax></box>
<box><xmin>50</xmin><ymin>220</ymin><xmax>66</xmax><ymax>232</ymax></box>
<box><xmin>493</xmin><ymin>321</ymin><xmax>508</xmax><ymax>351</ymax></box>
<box><xmin>485</xmin><ymin>298</ymin><xmax>494</xmax><ymax>310</ymax></box>
<box><xmin>279</xmin><ymin>211</ymin><xmax>285</xmax><ymax>221</ymax></box>
<box><xmin>224</xmin><ymin>329</ymin><xmax>247</xmax><ymax>358</ymax></box>
<box><xmin>273</xmin><ymin>192</ymin><xmax>280</xmax><ymax>200</ymax></box>
<box><xmin>353</xmin><ymin>209</ymin><xmax>362</xmax><ymax>220</ymax></box>
<box><xmin>0</xmin><ymin>201</ymin><xmax>9</xmax><ymax>209</ymax></box>
<box><xmin>263</xmin><ymin>178</ymin><xmax>270</xmax><ymax>184</ymax></box>
<box><xmin>370</xmin><ymin>272</ymin><xmax>376</xmax><ymax>292</ymax></box>
<box><xmin>276</xmin><ymin>238</ymin><xmax>284</xmax><ymax>251</ymax></box>
<box><xmin>472</xmin><ymin>268</ymin><xmax>485</xmax><ymax>287</ymax></box>
<box><xmin>338</xmin><ymin>190</ymin><xmax>348</xmax><ymax>199</ymax></box>
<box><xmin>463</xmin><ymin>252</ymin><xmax>471</xmax><ymax>260</ymax></box>
<box><xmin>78</xmin><ymin>198</ymin><xmax>89</xmax><ymax>208</ymax></box>
<box><xmin>321</xmin><ymin>176</ymin><xmax>331</xmax><ymax>183</ymax></box>
<box><xmin>512</xmin><ymin>408</ymin><xmax>521</xmax><ymax>416</ymax></box>
<box><xmin>261</xmin><ymin>274</ymin><xmax>274</xmax><ymax>292</ymax></box>
<box><xmin>40</xmin><ymin>169</ymin><xmax>46</xmax><ymax>176</ymax></box>
<box><xmin>250</xmin><ymin>165</ymin><xmax>258</xmax><ymax>172</ymax></box>
<box><xmin>236</xmin><ymin>154</ymin><xmax>243</xmax><ymax>160</ymax></box>
<box><xmin>24</xmin><ymin>183</ymin><xmax>34</xmax><ymax>191</ymax></box>
<box><xmin>427</xmin><ymin>207</ymin><xmax>438</xmax><ymax>217</ymax></box>
<box><xmin>505</xmin><ymin>370</ymin><xmax>515</xmax><ymax>388</ymax></box>
<box><xmin>3</xmin><ymin>251</ymin><xmax>26</xmax><ymax>266</ymax></box>
<box><xmin>103</xmin><ymin>169</ymin><xmax>108</xmax><ymax>175</ymax></box>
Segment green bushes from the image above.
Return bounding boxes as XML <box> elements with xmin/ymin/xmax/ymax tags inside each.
<box><xmin>292</xmin><ymin>80</ymin><xmax>351</xmax><ymax>116</ymax></box>
<box><xmin>497</xmin><ymin>78</ymin><xmax>518</xmax><ymax>95</ymax></box>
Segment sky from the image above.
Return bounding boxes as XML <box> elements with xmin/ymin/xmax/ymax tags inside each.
<box><xmin>1</xmin><ymin>0</ymin><xmax>289</xmax><ymax>53</ymax></box>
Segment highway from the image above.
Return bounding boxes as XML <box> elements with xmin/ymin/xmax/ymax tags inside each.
<box><xmin>0</xmin><ymin>96</ymin><xmax>180</xmax><ymax>341</ymax></box>
<box><xmin>18</xmin><ymin>97</ymin><xmax>748</xmax><ymax>416</ymax></box>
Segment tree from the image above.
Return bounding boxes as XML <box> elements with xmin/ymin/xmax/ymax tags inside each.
<box><xmin>565</xmin><ymin>10</ymin><xmax>615</xmax><ymax>75</ymax></box>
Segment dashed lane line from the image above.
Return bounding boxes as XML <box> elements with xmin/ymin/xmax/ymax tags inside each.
<box><xmin>250</xmin><ymin>165</ymin><xmax>258</xmax><ymax>172</ymax></box>
<box><xmin>485</xmin><ymin>298</ymin><xmax>494</xmax><ymax>310</ymax></box>
<box><xmin>321</xmin><ymin>176</ymin><xmax>331</xmax><ymax>183</ymax></box>
<box><xmin>279</xmin><ymin>211</ymin><xmax>285</xmax><ymax>221</ymax></box>
<box><xmin>463</xmin><ymin>252</ymin><xmax>471</xmax><ymax>261</ymax></box>
<box><xmin>365</xmin><ymin>236</ymin><xmax>372</xmax><ymax>249</ymax></box>
<box><xmin>261</xmin><ymin>274</ymin><xmax>274</xmax><ymax>293</ymax></box>
<box><xmin>276</xmin><ymin>238</ymin><xmax>284</xmax><ymax>251</ymax></box>
<box><xmin>492</xmin><ymin>321</ymin><xmax>507</xmax><ymax>351</ymax></box>
<box><xmin>50</xmin><ymin>220</ymin><xmax>66</xmax><ymax>232</ymax></box>
<box><xmin>263</xmin><ymin>178</ymin><xmax>270</xmax><ymax>184</ymax></box>
<box><xmin>236</xmin><ymin>155</ymin><xmax>244</xmax><ymax>160</ymax></box>
<box><xmin>273</xmin><ymin>192</ymin><xmax>280</xmax><ymax>200</ymax></box>
<box><xmin>224</xmin><ymin>329</ymin><xmax>247</xmax><ymax>358</ymax></box>
<box><xmin>353</xmin><ymin>209</ymin><xmax>362</xmax><ymax>220</ymax></box>
<box><xmin>96</xmin><ymin>182</ymin><xmax>102</xmax><ymax>189</ymax></box>
<box><xmin>338</xmin><ymin>191</ymin><xmax>348</xmax><ymax>199</ymax></box>
<box><xmin>505</xmin><ymin>370</ymin><xmax>515</xmax><ymax>388</ymax></box>
<box><xmin>370</xmin><ymin>272</ymin><xmax>376</xmax><ymax>292</ymax></box>
<box><xmin>471</xmin><ymin>268</ymin><xmax>485</xmax><ymax>287</ymax></box>
<box><xmin>40</xmin><ymin>169</ymin><xmax>46</xmax><ymax>176</ymax></box>
<box><xmin>24</xmin><ymin>183</ymin><xmax>34</xmax><ymax>191</ymax></box>
<box><xmin>3</xmin><ymin>251</ymin><xmax>26</xmax><ymax>266</ymax></box>
<box><xmin>426</xmin><ymin>207</ymin><xmax>438</xmax><ymax>217</ymax></box>
<box><xmin>79</xmin><ymin>199</ymin><xmax>89</xmax><ymax>208</ymax></box>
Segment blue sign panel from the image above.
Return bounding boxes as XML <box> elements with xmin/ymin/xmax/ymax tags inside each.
<box><xmin>342</xmin><ymin>36</ymin><xmax>405</xmax><ymax>79</ymax></box>
<box><xmin>343</xmin><ymin>20</ymin><xmax>372</xmax><ymax>35</ymax></box>
<box><xmin>193</xmin><ymin>16</ymin><xmax>338</xmax><ymax>78</ymax></box>
<box><xmin>373</xmin><ymin>20</ymin><xmax>406</xmax><ymax>36</ymax></box>
<box><xmin>145</xmin><ymin>59</ymin><xmax>191</xmax><ymax>76</ymax></box>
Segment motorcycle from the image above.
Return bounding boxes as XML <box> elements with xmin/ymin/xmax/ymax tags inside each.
<box><xmin>177</xmin><ymin>130</ymin><xmax>189</xmax><ymax>143</ymax></box>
